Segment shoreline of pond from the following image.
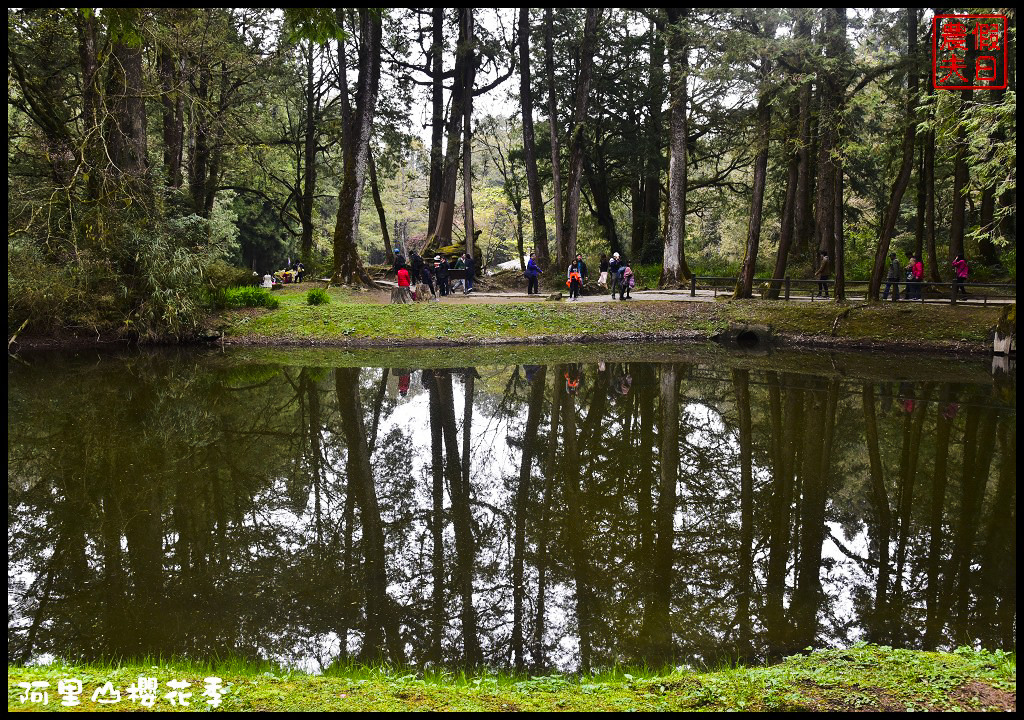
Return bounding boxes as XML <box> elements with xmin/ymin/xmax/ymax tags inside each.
<box><xmin>6</xmin><ymin>646</ymin><xmax>1015</xmax><ymax>712</ymax></box>
<box><xmin>10</xmin><ymin>299</ymin><xmax>1013</xmax><ymax>357</ymax></box>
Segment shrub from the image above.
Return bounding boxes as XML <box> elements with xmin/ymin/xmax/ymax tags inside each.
<box><xmin>306</xmin><ymin>287</ymin><xmax>330</xmax><ymax>306</ymax></box>
<box><xmin>209</xmin><ymin>285</ymin><xmax>280</xmax><ymax>310</ymax></box>
<box><xmin>206</xmin><ymin>259</ymin><xmax>257</xmax><ymax>290</ymax></box>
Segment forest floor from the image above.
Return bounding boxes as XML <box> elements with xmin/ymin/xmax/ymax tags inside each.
<box><xmin>7</xmin><ymin>645</ymin><xmax>1015</xmax><ymax>712</ymax></box>
<box><xmin>217</xmin><ymin>283</ymin><xmax>1010</xmax><ymax>355</ymax></box>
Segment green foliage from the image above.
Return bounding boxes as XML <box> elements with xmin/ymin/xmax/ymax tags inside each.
<box><xmin>206</xmin><ymin>259</ymin><xmax>258</xmax><ymax>291</ymax></box>
<box><xmin>306</xmin><ymin>287</ymin><xmax>330</xmax><ymax>305</ymax></box>
<box><xmin>209</xmin><ymin>285</ymin><xmax>280</xmax><ymax>311</ymax></box>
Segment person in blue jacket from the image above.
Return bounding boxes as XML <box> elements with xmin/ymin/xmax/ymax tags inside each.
<box><xmin>525</xmin><ymin>252</ymin><xmax>542</xmax><ymax>295</ymax></box>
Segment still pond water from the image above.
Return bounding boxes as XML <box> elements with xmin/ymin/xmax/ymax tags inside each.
<box><xmin>8</xmin><ymin>345</ymin><xmax>1016</xmax><ymax>673</ymax></box>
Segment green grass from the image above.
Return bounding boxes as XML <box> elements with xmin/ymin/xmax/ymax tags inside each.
<box><xmin>219</xmin><ymin>291</ymin><xmax>1007</xmax><ymax>353</ymax></box>
<box><xmin>8</xmin><ymin>645</ymin><xmax>1015</xmax><ymax>712</ymax></box>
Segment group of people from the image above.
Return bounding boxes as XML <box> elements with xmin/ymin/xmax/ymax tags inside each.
<box><xmin>261</xmin><ymin>261</ymin><xmax>305</xmax><ymax>288</ymax></box>
<box><xmin>393</xmin><ymin>248</ymin><xmax>475</xmax><ymax>298</ymax></box>
<box><xmin>523</xmin><ymin>251</ymin><xmax>635</xmax><ymax>300</ymax></box>
<box><xmin>882</xmin><ymin>252</ymin><xmax>968</xmax><ymax>301</ymax></box>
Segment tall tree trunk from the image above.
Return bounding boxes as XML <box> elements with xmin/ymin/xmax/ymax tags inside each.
<box><xmin>661</xmin><ymin>8</ymin><xmax>691</xmax><ymax>286</ymax></box>
<box><xmin>923</xmin><ymin>383</ymin><xmax>953</xmax><ymax>648</ymax></box>
<box><xmin>814</xmin><ymin>8</ymin><xmax>846</xmax><ymax>260</ymax></box>
<box><xmin>862</xmin><ymin>384</ymin><xmax>892</xmax><ymax>641</ymax></box>
<box><xmin>428</xmin><ymin>9</ymin><xmax>472</xmax><ymax>250</ymax></box>
<box><xmin>544</xmin><ymin>9</ymin><xmax>566</xmax><ymax>270</ymax></box>
<box><xmin>533</xmin><ymin>368</ymin><xmax>561</xmax><ymax>673</ymax></box>
<box><xmin>736</xmin><ymin>32</ymin><xmax>775</xmax><ymax>299</ymax></box>
<box><xmin>768</xmin><ymin>99</ymin><xmax>801</xmax><ymax>298</ymax></box>
<box><xmin>331</xmin><ymin>9</ymin><xmax>381</xmax><ymax>285</ymax></box>
<box><xmin>793</xmin><ymin>11</ymin><xmax>815</xmax><ymax>258</ymax></box>
<box><xmin>300</xmin><ymin>41</ymin><xmax>319</xmax><ymax>264</ymax></box>
<box><xmin>869</xmin><ymin>8</ymin><xmax>918</xmax><ymax>300</ymax></box>
<box><xmin>519</xmin><ymin>8</ymin><xmax>551</xmax><ymax>269</ymax></box>
<box><xmin>924</xmin><ymin>126</ymin><xmax>940</xmax><ymax>280</ymax></box>
<box><xmin>642</xmin><ymin>20</ymin><xmax>665</xmax><ymax>261</ymax></box>
<box><xmin>949</xmin><ymin>35</ymin><xmax>976</xmax><ymax>266</ymax></box>
<box><xmin>75</xmin><ymin>9</ymin><xmax>102</xmax><ymax>202</ymax></box>
<box><xmin>462</xmin><ymin>10</ymin><xmax>477</xmax><ymax>261</ymax></box>
<box><xmin>105</xmin><ymin>14</ymin><xmax>149</xmax><ymax>193</ymax></box>
<box><xmin>427</xmin><ymin>7</ymin><xmax>445</xmax><ymax>233</ymax></box>
<box><xmin>159</xmin><ymin>43</ymin><xmax>184</xmax><ymax>189</ymax></box>
<box><xmin>369</xmin><ymin>153</ymin><xmax>392</xmax><ymax>260</ymax></box>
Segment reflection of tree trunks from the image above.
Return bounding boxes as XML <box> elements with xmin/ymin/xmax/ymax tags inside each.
<box><xmin>435</xmin><ymin>371</ymin><xmax>482</xmax><ymax>666</ymax></box>
<box><xmin>561</xmin><ymin>366</ymin><xmax>593</xmax><ymax>674</ymax></box>
<box><xmin>334</xmin><ymin>367</ymin><xmax>403</xmax><ymax>663</ymax></box>
<box><xmin>892</xmin><ymin>383</ymin><xmax>933</xmax><ymax>636</ymax></box>
<box><xmin>368</xmin><ymin>368</ymin><xmax>389</xmax><ymax>450</ymax></box>
<box><xmin>765</xmin><ymin>375</ymin><xmax>801</xmax><ymax>654</ymax></box>
<box><xmin>733</xmin><ymin>369</ymin><xmax>754</xmax><ymax>659</ymax></box>
<box><xmin>792</xmin><ymin>379</ymin><xmax>838</xmax><ymax>649</ymax></box>
<box><xmin>976</xmin><ymin>416</ymin><xmax>1016</xmax><ymax>648</ymax></box>
<box><xmin>636</xmin><ymin>366</ymin><xmax>657</xmax><ymax>586</ymax></box>
<box><xmin>949</xmin><ymin>404</ymin><xmax>998</xmax><ymax>643</ymax></box>
<box><xmin>640</xmin><ymin>364</ymin><xmax>681</xmax><ymax>663</ymax></box>
<box><xmin>513</xmin><ymin>366</ymin><xmax>547</xmax><ymax>672</ymax></box>
<box><xmin>862</xmin><ymin>384</ymin><xmax>892</xmax><ymax>641</ymax></box>
<box><xmin>424</xmin><ymin>370</ymin><xmax>446</xmax><ymax>665</ymax></box>
<box><xmin>924</xmin><ymin>384</ymin><xmax>954</xmax><ymax>648</ymax></box>
<box><xmin>533</xmin><ymin>368</ymin><xmax>561</xmax><ymax>673</ymax></box>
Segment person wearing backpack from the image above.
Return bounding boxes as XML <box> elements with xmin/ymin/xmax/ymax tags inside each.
<box><xmin>952</xmin><ymin>254</ymin><xmax>969</xmax><ymax>298</ymax></box>
<box><xmin>567</xmin><ymin>259</ymin><xmax>583</xmax><ymax>300</ymax></box>
<box><xmin>882</xmin><ymin>252</ymin><xmax>902</xmax><ymax>301</ymax></box>
<box><xmin>619</xmin><ymin>262</ymin><xmax>634</xmax><ymax>300</ymax></box>
<box><xmin>815</xmin><ymin>250</ymin><xmax>831</xmax><ymax>298</ymax></box>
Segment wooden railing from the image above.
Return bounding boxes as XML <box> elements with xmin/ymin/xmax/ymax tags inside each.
<box><xmin>689</xmin><ymin>276</ymin><xmax>1016</xmax><ymax>304</ymax></box>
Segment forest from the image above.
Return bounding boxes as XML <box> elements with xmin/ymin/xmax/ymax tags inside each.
<box><xmin>7</xmin><ymin>8</ymin><xmax>1017</xmax><ymax>340</ymax></box>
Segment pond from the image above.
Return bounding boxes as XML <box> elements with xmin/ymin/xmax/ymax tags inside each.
<box><xmin>7</xmin><ymin>344</ymin><xmax>1016</xmax><ymax>673</ymax></box>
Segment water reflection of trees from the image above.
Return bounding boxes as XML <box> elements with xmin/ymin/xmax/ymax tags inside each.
<box><xmin>8</xmin><ymin>354</ymin><xmax>1016</xmax><ymax>670</ymax></box>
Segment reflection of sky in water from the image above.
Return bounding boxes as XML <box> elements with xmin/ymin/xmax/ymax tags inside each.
<box><xmin>8</xmin><ymin>356</ymin><xmax>1016</xmax><ymax>671</ymax></box>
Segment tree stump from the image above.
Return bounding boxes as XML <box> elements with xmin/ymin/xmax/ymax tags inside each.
<box><xmin>414</xmin><ymin>283</ymin><xmax>434</xmax><ymax>302</ymax></box>
<box><xmin>390</xmin><ymin>287</ymin><xmax>413</xmax><ymax>304</ymax></box>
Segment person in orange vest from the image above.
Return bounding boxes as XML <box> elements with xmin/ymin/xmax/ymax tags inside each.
<box><xmin>566</xmin><ymin>259</ymin><xmax>583</xmax><ymax>300</ymax></box>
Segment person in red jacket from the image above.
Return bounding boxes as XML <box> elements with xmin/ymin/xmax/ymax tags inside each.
<box><xmin>396</xmin><ymin>265</ymin><xmax>411</xmax><ymax>288</ymax></box>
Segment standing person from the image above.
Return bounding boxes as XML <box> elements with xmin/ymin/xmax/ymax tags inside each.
<box><xmin>815</xmin><ymin>250</ymin><xmax>831</xmax><ymax>298</ymax></box>
<box><xmin>619</xmin><ymin>260</ymin><xmax>634</xmax><ymax>300</ymax></box>
<box><xmin>882</xmin><ymin>252</ymin><xmax>901</xmax><ymax>301</ymax></box>
<box><xmin>396</xmin><ymin>263</ymin><xmax>411</xmax><ymax>294</ymax></box>
<box><xmin>609</xmin><ymin>252</ymin><xmax>621</xmax><ymax>299</ymax></box>
<box><xmin>952</xmin><ymin>254</ymin><xmax>969</xmax><ymax>298</ymax></box>
<box><xmin>575</xmin><ymin>253</ymin><xmax>589</xmax><ymax>294</ymax></box>
<box><xmin>392</xmin><ymin>248</ymin><xmax>406</xmax><ymax>274</ymax></box>
<box><xmin>525</xmin><ymin>252</ymin><xmax>542</xmax><ymax>295</ymax></box>
<box><xmin>463</xmin><ymin>252</ymin><xmax>475</xmax><ymax>294</ymax></box>
<box><xmin>420</xmin><ymin>261</ymin><xmax>436</xmax><ymax>298</ymax></box>
<box><xmin>567</xmin><ymin>259</ymin><xmax>583</xmax><ymax>300</ymax></box>
<box><xmin>435</xmin><ymin>255</ymin><xmax>449</xmax><ymax>297</ymax></box>
<box><xmin>452</xmin><ymin>254</ymin><xmax>465</xmax><ymax>293</ymax></box>
<box><xmin>598</xmin><ymin>253</ymin><xmax>609</xmax><ymax>288</ymax></box>
<box><xmin>907</xmin><ymin>253</ymin><xmax>924</xmax><ymax>300</ymax></box>
<box><xmin>410</xmin><ymin>250</ymin><xmax>424</xmax><ymax>285</ymax></box>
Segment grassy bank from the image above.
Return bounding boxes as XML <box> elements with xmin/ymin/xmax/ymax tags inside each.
<box><xmin>7</xmin><ymin>646</ymin><xmax>1015</xmax><ymax>712</ymax></box>
<box><xmin>220</xmin><ymin>289</ymin><xmax>1008</xmax><ymax>353</ymax></box>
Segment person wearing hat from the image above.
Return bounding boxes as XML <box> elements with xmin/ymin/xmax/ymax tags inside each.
<box><xmin>434</xmin><ymin>255</ymin><xmax>449</xmax><ymax>296</ymax></box>
<box><xmin>883</xmin><ymin>251</ymin><xmax>901</xmax><ymax>301</ymax></box>
<box><xmin>609</xmin><ymin>252</ymin><xmax>621</xmax><ymax>299</ymax></box>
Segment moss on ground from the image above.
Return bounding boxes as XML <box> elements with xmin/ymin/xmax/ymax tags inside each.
<box><xmin>221</xmin><ymin>293</ymin><xmax>1007</xmax><ymax>353</ymax></box>
<box><xmin>8</xmin><ymin>645</ymin><xmax>1015</xmax><ymax>712</ymax></box>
